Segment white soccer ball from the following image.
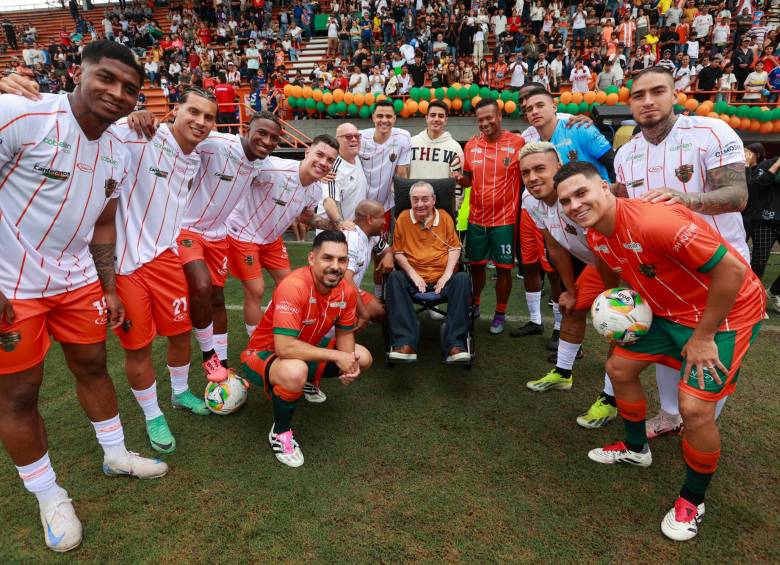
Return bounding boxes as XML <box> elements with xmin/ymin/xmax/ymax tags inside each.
<box><xmin>204</xmin><ymin>372</ymin><xmax>249</xmax><ymax>415</ymax></box>
<box><xmin>591</xmin><ymin>288</ymin><xmax>653</xmax><ymax>345</ymax></box>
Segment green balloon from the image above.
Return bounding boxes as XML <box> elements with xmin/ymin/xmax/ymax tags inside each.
<box><xmin>394</xmin><ymin>67</ymin><xmax>402</xmax><ymax>75</ymax></box>
<box><xmin>435</xmin><ymin>87</ymin><xmax>445</xmax><ymax>100</ymax></box>
<box><xmin>479</xmin><ymin>86</ymin><xmax>491</xmax><ymax>98</ymax></box>
<box><xmin>558</xmin><ymin>103</ymin><xmax>567</xmax><ymax>113</ymax></box>
<box><xmin>458</xmin><ymin>87</ymin><xmax>470</xmax><ymax>99</ymax></box>
<box><xmin>673</xmin><ymin>104</ymin><xmax>683</xmax><ymax>113</ymax></box>
<box><xmin>713</xmin><ymin>101</ymin><xmax>728</xmax><ymax>114</ymax></box>
<box><xmin>369</xmin><ymin>104</ymin><xmax>376</xmax><ymax>114</ymax></box>
<box><xmin>359</xmin><ymin>105</ymin><xmax>371</xmax><ymax>118</ymax></box>
<box><xmin>511</xmin><ymin>91</ymin><xmax>520</xmax><ymax>103</ymax></box>
<box><xmin>348</xmin><ymin>103</ymin><xmax>358</xmax><ymax>116</ymax></box>
<box><xmin>316</xmin><ymin>101</ymin><xmax>326</xmax><ymax>112</ymax></box>
<box><xmin>605</xmin><ymin>85</ymin><xmax>619</xmax><ymax>95</ymax></box>
<box><xmin>749</xmin><ymin>106</ymin><xmax>762</xmax><ymax>120</ymax></box>
<box><xmin>305</xmin><ymin>98</ymin><xmax>316</xmax><ymax>111</ymax></box>
<box><xmin>420</xmin><ymin>88</ymin><xmax>431</xmax><ymax>101</ymax></box>
<box><xmin>392</xmin><ymin>99</ymin><xmax>403</xmax><ymax>113</ymax></box>
<box><xmin>447</xmin><ymin>86</ymin><xmax>458</xmax><ymax>99</ymax></box>
<box><xmin>336</xmin><ymin>101</ymin><xmax>347</xmax><ymax>114</ymax></box>
<box><xmin>469</xmin><ymin>84</ymin><xmax>479</xmax><ymax>97</ymax></box>
<box><xmin>736</xmin><ymin>105</ymin><xmax>750</xmax><ymax>118</ymax></box>
<box><xmin>287</xmin><ymin>96</ymin><xmax>297</xmax><ymax>107</ymax></box>
<box><xmin>462</xmin><ymin>99</ymin><xmax>472</xmax><ymax>113</ymax></box>
<box><xmin>724</xmin><ymin>105</ymin><xmax>736</xmax><ymax>116</ymax></box>
<box><xmin>625</xmin><ymin>79</ymin><xmax>633</xmax><ymax>89</ymax></box>
<box><xmin>409</xmin><ymin>87</ymin><xmax>420</xmax><ymax>101</ymax></box>
<box><xmin>566</xmin><ymin>103</ymin><xmax>579</xmax><ymax>114</ymax></box>
<box><xmin>500</xmin><ymin>90</ymin><xmax>511</xmax><ymax>102</ymax></box>
<box><xmin>578</xmin><ymin>101</ymin><xmax>589</xmax><ymax>114</ymax></box>
<box><xmin>327</xmin><ymin>104</ymin><xmax>338</xmax><ymax>116</ymax></box>
<box><xmin>772</xmin><ymin>108</ymin><xmax>780</xmax><ymax>120</ymax></box>
<box><xmin>488</xmin><ymin>90</ymin><xmax>498</xmax><ymax>100</ymax></box>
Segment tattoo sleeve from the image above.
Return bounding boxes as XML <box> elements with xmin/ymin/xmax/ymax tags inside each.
<box><xmin>611</xmin><ymin>182</ymin><xmax>629</xmax><ymax>198</ymax></box>
<box><xmin>698</xmin><ymin>163</ymin><xmax>749</xmax><ymax>214</ymax></box>
<box><xmin>89</xmin><ymin>243</ymin><xmax>117</xmax><ymax>292</ymax></box>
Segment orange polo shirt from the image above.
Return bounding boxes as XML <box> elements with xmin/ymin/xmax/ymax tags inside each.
<box><xmin>393</xmin><ymin>208</ymin><xmax>461</xmax><ymax>283</ymax></box>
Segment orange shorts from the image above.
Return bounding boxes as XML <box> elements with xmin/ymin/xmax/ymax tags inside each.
<box><xmin>519</xmin><ymin>209</ymin><xmax>552</xmax><ymax>272</ymax></box>
<box><xmin>240</xmin><ymin>337</ymin><xmax>336</xmax><ymax>391</ymax></box>
<box><xmin>0</xmin><ymin>282</ymin><xmax>108</xmax><ymax>375</ymax></box>
<box><xmin>177</xmin><ymin>229</ymin><xmax>229</xmax><ymax>287</ymax></box>
<box><xmin>574</xmin><ymin>265</ymin><xmax>606</xmax><ymax>310</ymax></box>
<box><xmin>227</xmin><ymin>236</ymin><xmax>290</xmax><ymax>281</ymax></box>
<box><xmin>114</xmin><ymin>249</ymin><xmax>192</xmax><ymax>350</ymax></box>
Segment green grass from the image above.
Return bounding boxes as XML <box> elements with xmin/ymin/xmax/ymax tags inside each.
<box><xmin>1</xmin><ymin>243</ymin><xmax>779</xmax><ymax>563</ymax></box>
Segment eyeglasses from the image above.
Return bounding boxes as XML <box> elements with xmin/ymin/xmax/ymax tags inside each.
<box><xmin>337</xmin><ymin>134</ymin><xmax>360</xmax><ymax>141</ymax></box>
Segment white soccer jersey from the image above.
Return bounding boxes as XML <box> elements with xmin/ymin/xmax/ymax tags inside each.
<box><xmin>520</xmin><ymin>113</ymin><xmax>572</xmax><ymax>143</ymax></box>
<box><xmin>345</xmin><ymin>225</ymin><xmax>386</xmax><ymax>288</ymax></box>
<box><xmin>359</xmin><ymin>127</ymin><xmax>412</xmax><ymax>211</ymax></box>
<box><xmin>182</xmin><ymin>132</ymin><xmax>265</xmax><ymax>241</ymax></box>
<box><xmin>0</xmin><ymin>94</ymin><xmax>129</xmax><ymax>300</ymax></box>
<box><xmin>226</xmin><ymin>156</ymin><xmax>319</xmax><ymax>244</ymax></box>
<box><xmin>114</xmin><ymin>122</ymin><xmax>201</xmax><ymax>275</ymax></box>
<box><xmin>527</xmin><ymin>195</ymin><xmax>595</xmax><ymax>265</ymax></box>
<box><xmin>614</xmin><ymin>114</ymin><xmax>749</xmax><ymax>260</ymax></box>
<box><xmin>317</xmin><ymin>156</ymin><xmax>368</xmax><ymax>221</ymax></box>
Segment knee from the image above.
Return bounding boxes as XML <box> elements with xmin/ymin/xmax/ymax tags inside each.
<box><xmin>605</xmin><ymin>355</ymin><xmax>633</xmax><ymax>384</ymax></box>
<box><xmin>355</xmin><ymin>344</ymin><xmax>373</xmax><ymax>371</ymax></box>
<box><xmin>0</xmin><ymin>383</ymin><xmax>40</xmax><ymax>415</ymax></box>
<box><xmin>70</xmin><ymin>346</ymin><xmax>109</xmax><ymax>380</ymax></box>
<box><xmin>679</xmin><ymin>395</ymin><xmax>715</xmax><ymax>429</ymax></box>
<box><xmin>189</xmin><ymin>275</ymin><xmax>212</xmax><ymax>298</ymax></box>
<box><xmin>277</xmin><ymin>360</ymin><xmax>308</xmax><ymax>391</ymax></box>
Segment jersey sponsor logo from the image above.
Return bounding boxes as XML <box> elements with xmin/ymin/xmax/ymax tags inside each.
<box><xmin>472</xmin><ymin>147</ymin><xmax>483</xmax><ymax>154</ymax></box>
<box><xmin>221</xmin><ymin>148</ymin><xmax>240</xmax><ymax>163</ymax></box>
<box><xmin>672</xmin><ymin>222</ymin><xmax>699</xmax><ymax>252</ymax></box>
<box><xmin>626</xmin><ymin>153</ymin><xmax>644</xmax><ymax>162</ymax></box>
<box><xmin>34</xmin><ymin>163</ymin><xmax>70</xmax><ymax>181</ymax></box>
<box><xmin>276</xmin><ymin>301</ymin><xmax>300</xmax><ymax>314</ymax></box>
<box><xmin>567</xmin><ymin>149</ymin><xmax>578</xmax><ymax>162</ymax></box>
<box><xmin>639</xmin><ymin>263</ymin><xmax>657</xmax><ymax>278</ymax></box>
<box><xmin>104</xmin><ymin>178</ymin><xmax>118</xmax><ymax>197</ymax></box>
<box><xmin>714</xmin><ymin>141</ymin><xmax>742</xmax><ymax>158</ymax></box>
<box><xmin>627</xmin><ymin>179</ymin><xmax>644</xmax><ymax>188</ymax></box>
<box><xmin>0</xmin><ymin>331</ymin><xmax>21</xmax><ymax>352</ymax></box>
<box><xmin>675</xmin><ymin>164</ymin><xmax>694</xmax><ymax>183</ymax></box>
<box><xmin>76</xmin><ymin>162</ymin><xmax>94</xmax><ymax>173</ymax></box>
<box><xmin>238</xmin><ymin>164</ymin><xmax>253</xmax><ymax>175</ymax></box>
<box><xmin>668</xmin><ymin>142</ymin><xmax>692</xmax><ymax>152</ymax></box>
<box><xmin>623</xmin><ymin>241</ymin><xmax>643</xmax><ymax>252</ymax></box>
<box><xmin>505</xmin><ymin>147</ymin><xmax>516</xmax><ymax>154</ymax></box>
<box><xmin>472</xmin><ymin>159</ymin><xmax>483</xmax><ymax>165</ymax></box>
<box><xmin>42</xmin><ymin>137</ymin><xmax>72</xmax><ymax>153</ymax></box>
<box><xmin>329</xmin><ymin>300</ymin><xmax>346</xmax><ymax>308</ymax></box>
<box><xmin>216</xmin><ymin>173</ymin><xmax>234</xmax><ymax>181</ymax></box>
<box><xmin>594</xmin><ymin>244</ymin><xmax>610</xmax><ymax>253</ymax></box>
<box><xmin>273</xmin><ymin>198</ymin><xmax>288</xmax><ymax>206</ymax></box>
<box><xmin>302</xmin><ymin>319</ymin><xmax>317</xmax><ymax>326</ymax></box>
<box><xmin>153</xmin><ymin>140</ymin><xmax>176</xmax><ymax>156</ymax></box>
<box><xmin>648</xmin><ymin>166</ymin><xmax>663</xmax><ymax>173</ymax></box>
<box><xmin>101</xmin><ymin>155</ymin><xmax>120</xmax><ymax>168</ymax></box>
<box><xmin>149</xmin><ymin>167</ymin><xmax>169</xmax><ymax>179</ymax></box>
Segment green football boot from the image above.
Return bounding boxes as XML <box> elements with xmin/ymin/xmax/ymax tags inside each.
<box><xmin>172</xmin><ymin>389</ymin><xmax>211</xmax><ymax>416</ymax></box>
<box><xmin>526</xmin><ymin>369</ymin><xmax>573</xmax><ymax>392</ymax></box>
<box><xmin>146</xmin><ymin>414</ymin><xmax>176</xmax><ymax>454</ymax></box>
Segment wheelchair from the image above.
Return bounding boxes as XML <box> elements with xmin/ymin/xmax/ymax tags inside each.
<box><xmin>381</xmin><ymin>177</ymin><xmax>475</xmax><ymax>369</ymax></box>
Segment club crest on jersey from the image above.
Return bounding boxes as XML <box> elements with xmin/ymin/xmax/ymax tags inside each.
<box><xmin>639</xmin><ymin>263</ymin><xmax>657</xmax><ymax>278</ymax></box>
<box><xmin>180</xmin><ymin>239</ymin><xmax>193</xmax><ymax>247</ymax></box>
<box><xmin>503</xmin><ymin>157</ymin><xmax>511</xmax><ymax>166</ymax></box>
<box><xmin>34</xmin><ymin>163</ymin><xmax>70</xmax><ymax>182</ymax></box>
<box><xmin>0</xmin><ymin>331</ymin><xmax>21</xmax><ymax>352</ymax></box>
<box><xmin>564</xmin><ymin>223</ymin><xmax>577</xmax><ymax>235</ymax></box>
<box><xmin>389</xmin><ymin>153</ymin><xmax>397</xmax><ymax>163</ymax></box>
<box><xmin>567</xmin><ymin>149</ymin><xmax>578</xmax><ymax>162</ymax></box>
<box><xmin>675</xmin><ymin>164</ymin><xmax>694</xmax><ymax>183</ymax></box>
<box><xmin>104</xmin><ymin>178</ymin><xmax>118</xmax><ymax>197</ymax></box>
<box><xmin>244</xmin><ymin>255</ymin><xmax>254</xmax><ymax>265</ymax></box>
<box><xmin>149</xmin><ymin>167</ymin><xmax>169</xmax><ymax>179</ymax></box>
<box><xmin>627</xmin><ymin>179</ymin><xmax>644</xmax><ymax>189</ymax></box>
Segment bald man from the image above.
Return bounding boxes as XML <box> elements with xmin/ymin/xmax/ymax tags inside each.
<box><xmin>317</xmin><ymin>122</ymin><xmax>369</xmax><ymax>230</ymax></box>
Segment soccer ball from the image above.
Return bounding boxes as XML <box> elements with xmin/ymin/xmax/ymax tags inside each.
<box><xmin>591</xmin><ymin>288</ymin><xmax>653</xmax><ymax>345</ymax></box>
<box><xmin>204</xmin><ymin>371</ymin><xmax>249</xmax><ymax>415</ymax></box>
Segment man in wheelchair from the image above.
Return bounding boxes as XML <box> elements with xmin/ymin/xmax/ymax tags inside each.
<box><xmin>386</xmin><ymin>181</ymin><xmax>472</xmax><ymax>364</ymax></box>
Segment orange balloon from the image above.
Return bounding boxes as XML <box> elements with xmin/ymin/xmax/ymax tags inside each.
<box><xmin>344</xmin><ymin>92</ymin><xmax>354</xmax><ymax>105</ymax></box>
<box><xmin>353</xmin><ymin>93</ymin><xmax>365</xmax><ymax>106</ymax></box>
<box><xmin>677</xmin><ymin>92</ymin><xmax>688</xmax><ymax>105</ymax></box>
<box><xmin>750</xmin><ymin>119</ymin><xmax>762</xmax><ymax>132</ymax></box>
<box><xmin>496</xmin><ymin>99</ymin><xmax>504</xmax><ymax>111</ymax></box>
<box><xmin>323</xmin><ymin>92</ymin><xmax>334</xmax><ymax>105</ymax></box>
<box><xmin>595</xmin><ymin>91</ymin><xmax>607</xmax><ymax>104</ymax></box>
<box><xmin>451</xmin><ymin>97</ymin><xmax>463</xmax><ymax>110</ymax></box>
<box><xmin>560</xmin><ymin>91</ymin><xmax>572</xmax><ymax>105</ymax></box>
<box><xmin>406</xmin><ymin>99</ymin><xmax>419</xmax><ymax>114</ymax></box>
<box><xmin>376</xmin><ymin>94</ymin><xmax>387</xmax><ymax>102</ymax></box>
<box><xmin>774</xmin><ymin>119</ymin><xmax>780</xmax><ymax>132</ymax></box>
<box><xmin>719</xmin><ymin>114</ymin><xmax>731</xmax><ymax>124</ymax></box>
<box><xmin>584</xmin><ymin>91</ymin><xmax>596</xmax><ymax>104</ymax></box>
<box><xmin>418</xmin><ymin>100</ymin><xmax>429</xmax><ymax>114</ymax></box>
<box><xmin>699</xmin><ymin>100</ymin><xmax>713</xmax><ymax>112</ymax></box>
<box><xmin>618</xmin><ymin>87</ymin><xmax>630</xmax><ymax>102</ymax></box>
<box><xmin>283</xmin><ymin>84</ymin><xmax>293</xmax><ymax>97</ymax></box>
<box><xmin>760</xmin><ymin>121</ymin><xmax>774</xmax><ymax>134</ymax></box>
<box><xmin>740</xmin><ymin>117</ymin><xmax>752</xmax><ymax>130</ymax></box>
<box><xmin>606</xmin><ymin>93</ymin><xmax>619</xmax><ymax>106</ymax></box>
<box><xmin>400</xmin><ymin>107</ymin><xmax>411</xmax><ymax>118</ymax></box>
<box><xmin>442</xmin><ymin>98</ymin><xmax>452</xmax><ymax>109</ymax></box>
<box><xmin>332</xmin><ymin>89</ymin><xmax>345</xmax><ymax>102</ymax></box>
<box><xmin>313</xmin><ymin>89</ymin><xmax>323</xmax><ymax>101</ymax></box>
<box><xmin>707</xmin><ymin>112</ymin><xmax>719</xmax><ymax>118</ymax></box>
<box><xmin>302</xmin><ymin>86</ymin><xmax>313</xmax><ymax>98</ymax></box>
<box><xmin>729</xmin><ymin>115</ymin><xmax>742</xmax><ymax>129</ymax></box>
<box><xmin>291</xmin><ymin>85</ymin><xmax>303</xmax><ymax>99</ymax></box>
<box><xmin>571</xmin><ymin>92</ymin><xmax>584</xmax><ymax>105</ymax></box>
<box><xmin>365</xmin><ymin>93</ymin><xmax>375</xmax><ymax>106</ymax></box>
<box><xmin>472</xmin><ymin>95</ymin><xmax>482</xmax><ymax>107</ymax></box>
<box><xmin>684</xmin><ymin>98</ymin><xmax>699</xmax><ymax>112</ymax></box>
<box><xmin>504</xmin><ymin>100</ymin><xmax>517</xmax><ymax>114</ymax></box>
<box><xmin>430</xmin><ymin>88</ymin><xmax>437</xmax><ymax>99</ymax></box>
<box><xmin>452</xmin><ymin>82</ymin><xmax>462</xmax><ymax>90</ymax></box>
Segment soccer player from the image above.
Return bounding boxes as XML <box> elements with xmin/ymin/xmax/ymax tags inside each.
<box><xmin>456</xmin><ymin>98</ymin><xmax>525</xmax><ymax>334</ymax></box>
<box><xmin>318</xmin><ymin>122</ymin><xmax>369</xmax><ymax>230</ymax></box>
<box><xmin>517</xmin><ymin>143</ymin><xmax>618</xmax><ymax>428</ymax></box>
<box><xmin>359</xmin><ymin>100</ymin><xmax>411</xmax><ymax>298</ymax></box>
<box><xmin>240</xmin><ymin>230</ymin><xmax>373</xmax><ymax>467</ymax></box>
<box><xmin>555</xmin><ymin>161</ymin><xmax>764</xmax><ymax>541</ymax></box>
<box><xmin>226</xmin><ymin>135</ymin><xmax>342</xmax><ymax>335</ymax></box>
<box><xmin>614</xmin><ymin>66</ymin><xmax>749</xmax><ymax>438</ymax></box>
<box><xmin>0</xmin><ymin>40</ymin><xmax>166</xmax><ymax>553</ymax></box>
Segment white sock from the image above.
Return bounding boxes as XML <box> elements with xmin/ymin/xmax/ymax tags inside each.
<box><xmin>168</xmin><ymin>363</ymin><xmax>190</xmax><ymax>395</ymax></box>
<box><xmin>131</xmin><ymin>382</ymin><xmax>163</xmax><ymax>421</ymax></box>
<box><xmin>655</xmin><ymin>364</ymin><xmax>680</xmax><ymax>416</ymax></box>
<box><xmin>555</xmin><ymin>339</ymin><xmax>580</xmax><ymax>370</ymax></box>
<box><xmin>16</xmin><ymin>452</ymin><xmax>63</xmax><ymax>505</ymax></box>
<box><xmin>603</xmin><ymin>373</ymin><xmax>614</xmax><ymax>396</ymax></box>
<box><xmin>193</xmin><ymin>323</ymin><xmax>215</xmax><ymax>353</ymax></box>
<box><xmin>526</xmin><ymin>291</ymin><xmax>542</xmax><ymax>324</ymax></box>
<box><xmin>245</xmin><ymin>323</ymin><xmax>256</xmax><ymax>337</ymax></box>
<box><xmin>91</xmin><ymin>414</ymin><xmax>128</xmax><ymax>461</ymax></box>
<box><xmin>374</xmin><ymin>283</ymin><xmax>383</xmax><ymax>300</ymax></box>
<box><xmin>552</xmin><ymin>302</ymin><xmax>562</xmax><ymax>331</ymax></box>
<box><xmin>214</xmin><ymin>333</ymin><xmax>228</xmax><ymax>362</ymax></box>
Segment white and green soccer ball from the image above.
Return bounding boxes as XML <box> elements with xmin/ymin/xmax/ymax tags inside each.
<box><xmin>204</xmin><ymin>372</ymin><xmax>249</xmax><ymax>415</ymax></box>
<box><xmin>591</xmin><ymin>288</ymin><xmax>653</xmax><ymax>345</ymax></box>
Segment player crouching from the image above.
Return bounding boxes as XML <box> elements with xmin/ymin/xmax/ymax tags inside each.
<box><xmin>240</xmin><ymin>231</ymin><xmax>372</xmax><ymax>467</ymax></box>
<box><xmin>555</xmin><ymin>162</ymin><xmax>765</xmax><ymax>541</ymax></box>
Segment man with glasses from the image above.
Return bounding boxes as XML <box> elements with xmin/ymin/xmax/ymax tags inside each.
<box><xmin>318</xmin><ymin>123</ymin><xmax>369</xmax><ymax>231</ymax></box>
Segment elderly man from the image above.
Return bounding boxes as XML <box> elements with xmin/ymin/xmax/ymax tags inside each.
<box><xmin>318</xmin><ymin>122</ymin><xmax>368</xmax><ymax>230</ymax></box>
<box><xmin>386</xmin><ymin>182</ymin><xmax>471</xmax><ymax>364</ymax></box>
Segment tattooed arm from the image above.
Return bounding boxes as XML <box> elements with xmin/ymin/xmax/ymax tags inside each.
<box><xmin>640</xmin><ymin>163</ymin><xmax>748</xmax><ymax>214</ymax></box>
<box><xmin>89</xmin><ymin>200</ymin><xmax>124</xmax><ymax>329</ymax></box>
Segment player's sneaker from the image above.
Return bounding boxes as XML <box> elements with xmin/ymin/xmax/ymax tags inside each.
<box><xmin>203</xmin><ymin>352</ymin><xmax>228</xmax><ymax>382</ymax></box>
<box><xmin>510</xmin><ymin>321</ymin><xmax>543</xmax><ymax>337</ymax></box>
<box><xmin>145</xmin><ymin>414</ymin><xmax>176</xmax><ymax>454</ymax></box>
<box><xmin>39</xmin><ymin>488</ymin><xmax>82</xmax><ymax>552</ymax></box>
<box><xmin>526</xmin><ymin>369</ymin><xmax>573</xmax><ymax>391</ymax></box>
<box><xmin>103</xmin><ymin>451</ymin><xmax>169</xmax><ymax>479</ymax></box>
<box><xmin>576</xmin><ymin>396</ymin><xmax>618</xmax><ymax>429</ymax></box>
<box><xmin>268</xmin><ymin>424</ymin><xmax>304</xmax><ymax>467</ymax></box>
<box><xmin>588</xmin><ymin>441</ymin><xmax>652</xmax><ymax>467</ymax></box>
<box><xmin>471</xmin><ymin>305</ymin><xmax>481</xmax><ymax>320</ymax></box>
<box><xmin>545</xmin><ymin>329</ymin><xmax>560</xmax><ymax>351</ymax></box>
<box><xmin>489</xmin><ymin>313</ymin><xmax>505</xmax><ymax>335</ymax></box>
<box><xmin>769</xmin><ymin>291</ymin><xmax>780</xmax><ymax>313</ymax></box>
<box><xmin>645</xmin><ymin>409</ymin><xmax>684</xmax><ymax>440</ymax></box>
<box><xmin>303</xmin><ymin>382</ymin><xmax>327</xmax><ymax>403</ymax></box>
<box><xmin>661</xmin><ymin>497</ymin><xmax>706</xmax><ymax>541</ymax></box>
<box><xmin>428</xmin><ymin>308</ymin><xmax>445</xmax><ymax>321</ymax></box>
<box><xmin>172</xmin><ymin>389</ymin><xmax>211</xmax><ymax>415</ymax></box>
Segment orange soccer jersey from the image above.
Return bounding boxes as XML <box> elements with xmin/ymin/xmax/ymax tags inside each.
<box><xmin>247</xmin><ymin>266</ymin><xmax>358</xmax><ymax>352</ymax></box>
<box><xmin>588</xmin><ymin>199</ymin><xmax>766</xmax><ymax>330</ymax></box>
<box><xmin>464</xmin><ymin>130</ymin><xmax>525</xmax><ymax>227</ymax></box>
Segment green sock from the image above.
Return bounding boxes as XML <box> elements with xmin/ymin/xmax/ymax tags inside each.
<box><xmin>623</xmin><ymin>419</ymin><xmax>647</xmax><ymax>451</ymax></box>
<box><xmin>271</xmin><ymin>390</ymin><xmax>299</xmax><ymax>434</ymax></box>
<box><xmin>681</xmin><ymin>465</ymin><xmax>715</xmax><ymax>505</ymax></box>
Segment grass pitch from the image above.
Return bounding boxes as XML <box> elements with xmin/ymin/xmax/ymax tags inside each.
<box><xmin>0</xmin><ymin>244</ymin><xmax>778</xmax><ymax>563</ymax></box>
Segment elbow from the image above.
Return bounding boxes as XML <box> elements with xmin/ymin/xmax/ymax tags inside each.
<box><xmin>736</xmin><ymin>192</ymin><xmax>748</xmax><ymax>212</ymax></box>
